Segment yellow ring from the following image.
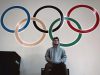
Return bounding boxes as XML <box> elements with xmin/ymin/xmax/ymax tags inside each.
<box><xmin>15</xmin><ymin>17</ymin><xmax>46</xmax><ymax>47</ymax></box>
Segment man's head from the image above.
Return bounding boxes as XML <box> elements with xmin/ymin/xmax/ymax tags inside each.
<box><xmin>52</xmin><ymin>37</ymin><xmax>59</xmax><ymax>46</ymax></box>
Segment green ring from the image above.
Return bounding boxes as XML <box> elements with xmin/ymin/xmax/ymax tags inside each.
<box><xmin>49</xmin><ymin>17</ymin><xmax>82</xmax><ymax>47</ymax></box>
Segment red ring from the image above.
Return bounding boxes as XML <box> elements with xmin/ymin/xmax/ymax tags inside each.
<box><xmin>67</xmin><ymin>4</ymin><xmax>100</xmax><ymax>33</ymax></box>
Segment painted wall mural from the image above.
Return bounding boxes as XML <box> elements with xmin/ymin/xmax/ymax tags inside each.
<box><xmin>0</xmin><ymin>5</ymin><xmax>99</xmax><ymax>47</ymax></box>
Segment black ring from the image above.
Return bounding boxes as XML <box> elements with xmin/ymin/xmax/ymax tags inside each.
<box><xmin>33</xmin><ymin>5</ymin><xmax>64</xmax><ymax>33</ymax></box>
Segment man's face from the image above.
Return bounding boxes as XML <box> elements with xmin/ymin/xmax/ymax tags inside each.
<box><xmin>53</xmin><ymin>39</ymin><xmax>59</xmax><ymax>45</ymax></box>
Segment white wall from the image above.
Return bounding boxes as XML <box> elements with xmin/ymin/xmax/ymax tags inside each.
<box><xmin>0</xmin><ymin>0</ymin><xmax>100</xmax><ymax>75</ymax></box>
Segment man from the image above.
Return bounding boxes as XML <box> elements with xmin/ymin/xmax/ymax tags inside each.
<box><xmin>44</xmin><ymin>37</ymin><xmax>67</xmax><ymax>75</ymax></box>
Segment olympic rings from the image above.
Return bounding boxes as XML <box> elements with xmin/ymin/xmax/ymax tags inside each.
<box><xmin>67</xmin><ymin>4</ymin><xmax>100</xmax><ymax>33</ymax></box>
<box><xmin>0</xmin><ymin>4</ymin><xmax>99</xmax><ymax>47</ymax></box>
<box><xmin>33</xmin><ymin>5</ymin><xmax>64</xmax><ymax>33</ymax></box>
<box><xmin>15</xmin><ymin>17</ymin><xmax>46</xmax><ymax>47</ymax></box>
<box><xmin>1</xmin><ymin>6</ymin><xmax>30</xmax><ymax>33</ymax></box>
<box><xmin>49</xmin><ymin>17</ymin><xmax>82</xmax><ymax>47</ymax></box>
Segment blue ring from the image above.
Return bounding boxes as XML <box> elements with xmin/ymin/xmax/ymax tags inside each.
<box><xmin>1</xmin><ymin>6</ymin><xmax>30</xmax><ymax>33</ymax></box>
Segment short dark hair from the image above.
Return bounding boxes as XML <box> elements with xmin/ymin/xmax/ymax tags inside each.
<box><xmin>53</xmin><ymin>37</ymin><xmax>59</xmax><ymax>41</ymax></box>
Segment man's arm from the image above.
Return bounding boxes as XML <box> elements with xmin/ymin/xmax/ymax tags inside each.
<box><xmin>61</xmin><ymin>50</ymin><xmax>67</xmax><ymax>63</ymax></box>
<box><xmin>45</xmin><ymin>49</ymin><xmax>52</xmax><ymax>63</ymax></box>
